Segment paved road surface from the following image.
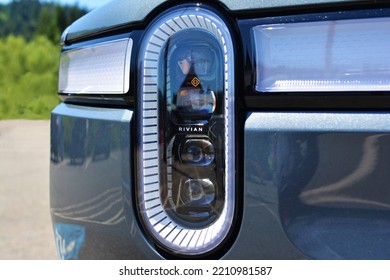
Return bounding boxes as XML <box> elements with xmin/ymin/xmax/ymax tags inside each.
<box><xmin>0</xmin><ymin>120</ymin><xmax>57</xmax><ymax>259</ymax></box>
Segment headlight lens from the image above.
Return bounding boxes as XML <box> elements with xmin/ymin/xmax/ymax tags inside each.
<box><xmin>59</xmin><ymin>38</ymin><xmax>133</xmax><ymax>94</ymax></box>
<box><xmin>137</xmin><ymin>7</ymin><xmax>235</xmax><ymax>256</ymax></box>
<box><xmin>253</xmin><ymin>17</ymin><xmax>390</xmax><ymax>92</ymax></box>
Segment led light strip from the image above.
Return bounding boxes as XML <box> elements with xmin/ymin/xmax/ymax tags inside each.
<box><xmin>59</xmin><ymin>38</ymin><xmax>133</xmax><ymax>94</ymax></box>
<box><xmin>138</xmin><ymin>7</ymin><xmax>235</xmax><ymax>255</ymax></box>
<box><xmin>253</xmin><ymin>17</ymin><xmax>390</xmax><ymax>92</ymax></box>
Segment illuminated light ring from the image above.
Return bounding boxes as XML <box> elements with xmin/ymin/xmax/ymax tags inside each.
<box><xmin>138</xmin><ymin>7</ymin><xmax>235</xmax><ymax>255</ymax></box>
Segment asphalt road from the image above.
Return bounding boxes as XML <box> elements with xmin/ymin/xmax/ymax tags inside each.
<box><xmin>0</xmin><ymin>120</ymin><xmax>57</xmax><ymax>259</ymax></box>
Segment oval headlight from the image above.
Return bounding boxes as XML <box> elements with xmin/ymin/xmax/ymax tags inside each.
<box><xmin>137</xmin><ymin>6</ymin><xmax>235</xmax><ymax>256</ymax></box>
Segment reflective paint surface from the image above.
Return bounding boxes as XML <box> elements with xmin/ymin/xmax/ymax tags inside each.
<box><xmin>65</xmin><ymin>0</ymin><xmax>360</xmax><ymax>42</ymax></box>
<box><xmin>50</xmin><ymin>104</ymin><xmax>159</xmax><ymax>259</ymax></box>
<box><xmin>240</xmin><ymin>112</ymin><xmax>390</xmax><ymax>259</ymax></box>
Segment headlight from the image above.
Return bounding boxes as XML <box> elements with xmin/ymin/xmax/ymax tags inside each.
<box><xmin>137</xmin><ymin>6</ymin><xmax>235</xmax><ymax>256</ymax></box>
<box><xmin>253</xmin><ymin>17</ymin><xmax>390</xmax><ymax>92</ymax></box>
<box><xmin>58</xmin><ymin>37</ymin><xmax>133</xmax><ymax>94</ymax></box>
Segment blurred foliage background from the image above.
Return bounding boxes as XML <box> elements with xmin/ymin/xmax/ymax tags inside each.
<box><xmin>0</xmin><ymin>0</ymin><xmax>87</xmax><ymax>119</ymax></box>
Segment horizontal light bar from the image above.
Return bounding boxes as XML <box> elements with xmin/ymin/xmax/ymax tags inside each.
<box><xmin>253</xmin><ymin>17</ymin><xmax>390</xmax><ymax>92</ymax></box>
<box><xmin>59</xmin><ymin>38</ymin><xmax>132</xmax><ymax>94</ymax></box>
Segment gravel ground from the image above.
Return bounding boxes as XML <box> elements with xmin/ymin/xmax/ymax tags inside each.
<box><xmin>0</xmin><ymin>120</ymin><xmax>57</xmax><ymax>259</ymax></box>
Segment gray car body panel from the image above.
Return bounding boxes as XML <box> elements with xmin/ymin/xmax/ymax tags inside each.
<box><xmin>50</xmin><ymin>104</ymin><xmax>161</xmax><ymax>259</ymax></box>
<box><xmin>51</xmin><ymin>106</ymin><xmax>390</xmax><ymax>259</ymax></box>
<box><xmin>232</xmin><ymin>112</ymin><xmax>390</xmax><ymax>260</ymax></box>
<box><xmin>65</xmin><ymin>0</ymin><xmax>360</xmax><ymax>42</ymax></box>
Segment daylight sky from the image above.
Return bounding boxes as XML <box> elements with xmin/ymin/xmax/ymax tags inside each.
<box><xmin>0</xmin><ymin>0</ymin><xmax>112</xmax><ymax>10</ymax></box>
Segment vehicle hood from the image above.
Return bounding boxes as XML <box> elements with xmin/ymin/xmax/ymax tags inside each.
<box><xmin>65</xmin><ymin>0</ymin><xmax>359</xmax><ymax>42</ymax></box>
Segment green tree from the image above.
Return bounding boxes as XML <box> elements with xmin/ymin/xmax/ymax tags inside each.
<box><xmin>0</xmin><ymin>35</ymin><xmax>61</xmax><ymax>119</ymax></box>
<box><xmin>0</xmin><ymin>0</ymin><xmax>88</xmax><ymax>43</ymax></box>
<box><xmin>0</xmin><ymin>0</ymin><xmax>89</xmax><ymax>119</ymax></box>
<box><xmin>35</xmin><ymin>6</ymin><xmax>61</xmax><ymax>42</ymax></box>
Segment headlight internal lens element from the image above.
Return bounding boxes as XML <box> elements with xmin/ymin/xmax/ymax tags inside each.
<box><xmin>180</xmin><ymin>138</ymin><xmax>215</xmax><ymax>166</ymax></box>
